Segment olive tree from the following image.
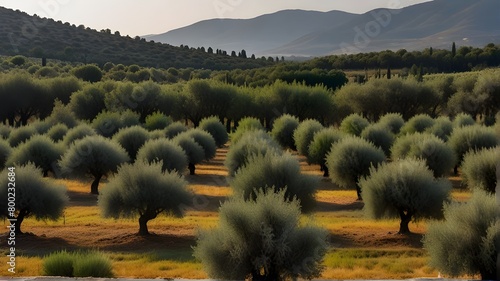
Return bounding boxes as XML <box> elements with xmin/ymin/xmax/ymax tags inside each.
<box><xmin>69</xmin><ymin>85</ymin><xmax>106</xmax><ymax>121</ymax></box>
<box><xmin>0</xmin><ymin>163</ymin><xmax>67</xmax><ymax>234</ymax></box>
<box><xmin>453</xmin><ymin>112</ymin><xmax>475</xmax><ymax>128</ymax></box>
<box><xmin>199</xmin><ymin>116</ymin><xmax>228</xmax><ymax>147</ymax></box>
<box><xmin>194</xmin><ymin>190</ymin><xmax>328</xmax><ymax>280</ymax></box>
<box><xmin>230</xmin><ymin>152</ymin><xmax>318</xmax><ymax>213</ymax></box>
<box><xmin>377</xmin><ymin>113</ymin><xmax>405</xmax><ymax>134</ymax></box>
<box><xmin>6</xmin><ymin>135</ymin><xmax>64</xmax><ymax>177</ymax></box>
<box><xmin>326</xmin><ymin>136</ymin><xmax>386</xmax><ymax>200</ymax></box>
<box><xmin>144</xmin><ymin>111</ymin><xmax>172</xmax><ymax>131</ymax></box>
<box><xmin>59</xmin><ymin>136</ymin><xmax>130</xmax><ymax>194</ymax></box>
<box><xmin>448</xmin><ymin>125</ymin><xmax>499</xmax><ymax>174</ymax></box>
<box><xmin>164</xmin><ymin>122</ymin><xmax>188</xmax><ymax>139</ymax></box>
<box><xmin>225</xmin><ymin>130</ymin><xmax>282</xmax><ymax>176</ymax></box>
<box><xmin>231</xmin><ymin>117</ymin><xmax>264</xmax><ymax>144</ymax></box>
<box><xmin>423</xmin><ymin>190</ymin><xmax>499</xmax><ymax>280</ymax></box>
<box><xmin>391</xmin><ymin>133</ymin><xmax>456</xmax><ymax>177</ymax></box>
<box><xmin>112</xmin><ymin>126</ymin><xmax>150</xmax><ymax>161</ymax></box>
<box><xmin>91</xmin><ymin>111</ymin><xmax>123</xmax><ymax>138</ymax></box>
<box><xmin>136</xmin><ymin>139</ymin><xmax>187</xmax><ymax>174</ymax></box>
<box><xmin>62</xmin><ymin>124</ymin><xmax>97</xmax><ymax>147</ymax></box>
<box><xmin>361</xmin><ymin>159</ymin><xmax>451</xmax><ymax>234</ymax></box>
<box><xmin>426</xmin><ymin>116</ymin><xmax>453</xmax><ymax>141</ymax></box>
<box><xmin>308</xmin><ymin>128</ymin><xmax>345</xmax><ymax>177</ymax></box>
<box><xmin>360</xmin><ymin>123</ymin><xmax>395</xmax><ymax>156</ymax></box>
<box><xmin>172</xmin><ymin>134</ymin><xmax>205</xmax><ymax>175</ymax></box>
<box><xmin>185</xmin><ymin>129</ymin><xmax>217</xmax><ymax>161</ymax></box>
<box><xmin>399</xmin><ymin>114</ymin><xmax>435</xmax><ymax>135</ymax></box>
<box><xmin>98</xmin><ymin>161</ymin><xmax>191</xmax><ymax>235</ymax></box>
<box><xmin>46</xmin><ymin>124</ymin><xmax>69</xmax><ymax>142</ymax></box>
<box><xmin>271</xmin><ymin>114</ymin><xmax>300</xmax><ymax>150</ymax></box>
<box><xmin>293</xmin><ymin>119</ymin><xmax>324</xmax><ymax>157</ymax></box>
<box><xmin>339</xmin><ymin>113</ymin><xmax>370</xmax><ymax>136</ymax></box>
<box><xmin>8</xmin><ymin>125</ymin><xmax>38</xmax><ymax>147</ymax></box>
<box><xmin>461</xmin><ymin>147</ymin><xmax>500</xmax><ymax>193</ymax></box>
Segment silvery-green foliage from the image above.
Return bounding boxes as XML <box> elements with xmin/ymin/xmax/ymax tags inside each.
<box><xmin>423</xmin><ymin>190</ymin><xmax>499</xmax><ymax>280</ymax></box>
<box><xmin>453</xmin><ymin>112</ymin><xmax>476</xmax><ymax>128</ymax></box>
<box><xmin>462</xmin><ymin>147</ymin><xmax>500</xmax><ymax>193</ymax></box>
<box><xmin>185</xmin><ymin>128</ymin><xmax>217</xmax><ymax>160</ymax></box>
<box><xmin>91</xmin><ymin>111</ymin><xmax>122</xmax><ymax>138</ymax></box>
<box><xmin>144</xmin><ymin>111</ymin><xmax>173</xmax><ymax>131</ymax></box>
<box><xmin>225</xmin><ymin>130</ymin><xmax>282</xmax><ymax>176</ymax></box>
<box><xmin>164</xmin><ymin>122</ymin><xmax>188</xmax><ymax>139</ymax></box>
<box><xmin>447</xmin><ymin>125</ymin><xmax>498</xmax><ymax>165</ymax></box>
<box><xmin>230</xmin><ymin>152</ymin><xmax>318</xmax><ymax>213</ymax></box>
<box><xmin>199</xmin><ymin>116</ymin><xmax>228</xmax><ymax>147</ymax></box>
<box><xmin>293</xmin><ymin>119</ymin><xmax>324</xmax><ymax>157</ymax></box>
<box><xmin>399</xmin><ymin>114</ymin><xmax>435</xmax><ymax>135</ymax></box>
<box><xmin>377</xmin><ymin>113</ymin><xmax>405</xmax><ymax>134</ymax></box>
<box><xmin>0</xmin><ymin>139</ymin><xmax>12</xmax><ymax>170</ymax></box>
<box><xmin>307</xmin><ymin>127</ymin><xmax>345</xmax><ymax>167</ymax></box>
<box><xmin>62</xmin><ymin>123</ymin><xmax>97</xmax><ymax>147</ymax></box>
<box><xmin>360</xmin><ymin>123</ymin><xmax>395</xmax><ymax>156</ymax></box>
<box><xmin>112</xmin><ymin>125</ymin><xmax>150</xmax><ymax>161</ymax></box>
<box><xmin>339</xmin><ymin>113</ymin><xmax>370</xmax><ymax>136</ymax></box>
<box><xmin>46</xmin><ymin>123</ymin><xmax>69</xmax><ymax>142</ymax></box>
<box><xmin>231</xmin><ymin>117</ymin><xmax>264</xmax><ymax>144</ymax></box>
<box><xmin>271</xmin><ymin>114</ymin><xmax>300</xmax><ymax>150</ymax></box>
<box><xmin>136</xmin><ymin>138</ymin><xmax>187</xmax><ymax>174</ymax></box>
<box><xmin>361</xmin><ymin>159</ymin><xmax>451</xmax><ymax>234</ymax></box>
<box><xmin>0</xmin><ymin>124</ymin><xmax>11</xmax><ymax>139</ymax></box>
<box><xmin>9</xmin><ymin>125</ymin><xmax>38</xmax><ymax>147</ymax></box>
<box><xmin>426</xmin><ymin>116</ymin><xmax>453</xmax><ymax>141</ymax></box>
<box><xmin>194</xmin><ymin>190</ymin><xmax>328</xmax><ymax>280</ymax></box>
<box><xmin>172</xmin><ymin>134</ymin><xmax>205</xmax><ymax>171</ymax></box>
<box><xmin>391</xmin><ymin>133</ymin><xmax>456</xmax><ymax>177</ymax></box>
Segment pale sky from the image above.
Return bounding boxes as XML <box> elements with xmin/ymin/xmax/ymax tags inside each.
<box><xmin>0</xmin><ymin>0</ymin><xmax>432</xmax><ymax>37</ymax></box>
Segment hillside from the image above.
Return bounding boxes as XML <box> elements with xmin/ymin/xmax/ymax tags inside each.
<box><xmin>147</xmin><ymin>0</ymin><xmax>500</xmax><ymax>57</ymax></box>
<box><xmin>0</xmin><ymin>7</ymin><xmax>271</xmax><ymax>70</ymax></box>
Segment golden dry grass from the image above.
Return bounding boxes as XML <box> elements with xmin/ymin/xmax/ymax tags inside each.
<box><xmin>0</xmin><ymin>146</ymin><xmax>475</xmax><ymax>279</ymax></box>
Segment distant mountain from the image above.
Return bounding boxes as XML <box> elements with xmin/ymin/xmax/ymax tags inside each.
<box><xmin>147</xmin><ymin>0</ymin><xmax>500</xmax><ymax>57</ymax></box>
<box><xmin>0</xmin><ymin>7</ymin><xmax>271</xmax><ymax>70</ymax></box>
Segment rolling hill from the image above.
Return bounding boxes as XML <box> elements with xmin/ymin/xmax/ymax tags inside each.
<box><xmin>147</xmin><ymin>0</ymin><xmax>500</xmax><ymax>57</ymax></box>
<box><xmin>0</xmin><ymin>7</ymin><xmax>271</xmax><ymax>70</ymax></box>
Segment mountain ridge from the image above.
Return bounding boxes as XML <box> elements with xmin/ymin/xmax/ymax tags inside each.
<box><xmin>146</xmin><ymin>0</ymin><xmax>500</xmax><ymax>57</ymax></box>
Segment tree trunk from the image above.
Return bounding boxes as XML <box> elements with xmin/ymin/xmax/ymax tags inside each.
<box><xmin>226</xmin><ymin>118</ymin><xmax>232</xmax><ymax>133</ymax></box>
<box><xmin>15</xmin><ymin>209</ymin><xmax>29</xmax><ymax>235</ymax></box>
<box><xmin>453</xmin><ymin>165</ymin><xmax>458</xmax><ymax>176</ymax></box>
<box><xmin>90</xmin><ymin>174</ymin><xmax>102</xmax><ymax>195</ymax></box>
<box><xmin>188</xmin><ymin>163</ymin><xmax>196</xmax><ymax>175</ymax></box>
<box><xmin>321</xmin><ymin>164</ymin><xmax>329</xmax><ymax>177</ymax></box>
<box><xmin>398</xmin><ymin>210</ymin><xmax>412</xmax><ymax>235</ymax></box>
<box><xmin>138</xmin><ymin>210</ymin><xmax>157</xmax><ymax>236</ymax></box>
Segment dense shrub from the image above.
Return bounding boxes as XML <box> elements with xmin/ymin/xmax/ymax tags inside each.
<box><xmin>91</xmin><ymin>111</ymin><xmax>122</xmax><ymax>138</ymax></box>
<box><xmin>326</xmin><ymin>136</ymin><xmax>386</xmax><ymax>200</ymax></box>
<box><xmin>423</xmin><ymin>190</ymin><xmax>499</xmax><ymax>280</ymax></box>
<box><xmin>194</xmin><ymin>190</ymin><xmax>328</xmax><ymax>280</ymax></box>
<box><xmin>8</xmin><ymin>125</ymin><xmax>38</xmax><ymax>147</ymax></box>
<box><xmin>165</xmin><ymin>122</ymin><xmax>188</xmax><ymax>139</ymax></box>
<box><xmin>270</xmin><ymin>114</ymin><xmax>300</xmax><ymax>150</ymax></box>
<box><xmin>112</xmin><ymin>126</ymin><xmax>150</xmax><ymax>161</ymax></box>
<box><xmin>377</xmin><ymin>113</ymin><xmax>405</xmax><ymax>134</ymax></box>
<box><xmin>136</xmin><ymin>139</ymin><xmax>187</xmax><ymax>174</ymax></box>
<box><xmin>399</xmin><ymin>114</ymin><xmax>435</xmax><ymax>135</ymax></box>
<box><xmin>0</xmin><ymin>163</ymin><xmax>67</xmax><ymax>234</ymax></box>
<box><xmin>144</xmin><ymin>111</ymin><xmax>172</xmax><ymax>131</ymax></box>
<box><xmin>230</xmin><ymin>152</ymin><xmax>318</xmax><ymax>212</ymax></box>
<box><xmin>185</xmin><ymin>129</ymin><xmax>217</xmax><ymax>160</ymax></box>
<box><xmin>69</xmin><ymin>85</ymin><xmax>106</xmax><ymax>121</ymax></box>
<box><xmin>308</xmin><ymin>128</ymin><xmax>346</xmax><ymax>177</ymax></box>
<box><xmin>461</xmin><ymin>147</ymin><xmax>500</xmax><ymax>193</ymax></box>
<box><xmin>199</xmin><ymin>116</ymin><xmax>228</xmax><ymax>147</ymax></box>
<box><xmin>453</xmin><ymin>112</ymin><xmax>476</xmax><ymax>128</ymax></box>
<box><xmin>361</xmin><ymin>159</ymin><xmax>451</xmax><ymax>234</ymax></box>
<box><xmin>6</xmin><ymin>135</ymin><xmax>63</xmax><ymax>177</ymax></box>
<box><xmin>73</xmin><ymin>64</ymin><xmax>102</xmax><ymax>83</ymax></box>
<box><xmin>172</xmin><ymin>134</ymin><xmax>205</xmax><ymax>175</ymax></box>
<box><xmin>45</xmin><ymin>100</ymin><xmax>80</xmax><ymax>128</ymax></box>
<box><xmin>447</xmin><ymin>125</ymin><xmax>499</xmax><ymax>172</ymax></box>
<box><xmin>59</xmin><ymin>136</ymin><xmax>130</xmax><ymax>194</ymax></box>
<box><xmin>120</xmin><ymin>110</ymin><xmax>141</xmax><ymax>128</ymax></box>
<box><xmin>360</xmin><ymin>123</ymin><xmax>395</xmax><ymax>156</ymax></box>
<box><xmin>43</xmin><ymin>250</ymin><xmax>113</xmax><ymax>277</ymax></box>
<box><xmin>32</xmin><ymin>120</ymin><xmax>52</xmax><ymax>134</ymax></box>
<box><xmin>426</xmin><ymin>116</ymin><xmax>453</xmax><ymax>141</ymax></box>
<box><xmin>0</xmin><ymin>140</ymin><xmax>12</xmax><ymax>170</ymax></box>
<box><xmin>99</xmin><ymin>161</ymin><xmax>191</xmax><ymax>235</ymax></box>
<box><xmin>231</xmin><ymin>117</ymin><xmax>263</xmax><ymax>144</ymax></box>
<box><xmin>62</xmin><ymin>124</ymin><xmax>97</xmax><ymax>147</ymax></box>
<box><xmin>391</xmin><ymin>133</ymin><xmax>456</xmax><ymax>177</ymax></box>
<box><xmin>339</xmin><ymin>113</ymin><xmax>370</xmax><ymax>136</ymax></box>
<box><xmin>293</xmin><ymin>119</ymin><xmax>324</xmax><ymax>156</ymax></box>
<box><xmin>46</xmin><ymin>123</ymin><xmax>69</xmax><ymax>142</ymax></box>
<box><xmin>225</xmin><ymin>130</ymin><xmax>282</xmax><ymax>176</ymax></box>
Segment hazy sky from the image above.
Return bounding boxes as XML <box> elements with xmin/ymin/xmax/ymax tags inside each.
<box><xmin>0</xmin><ymin>0</ymin><xmax>432</xmax><ymax>36</ymax></box>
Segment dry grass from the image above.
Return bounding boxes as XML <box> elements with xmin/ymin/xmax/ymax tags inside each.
<box><xmin>1</xmin><ymin>146</ymin><xmax>475</xmax><ymax>279</ymax></box>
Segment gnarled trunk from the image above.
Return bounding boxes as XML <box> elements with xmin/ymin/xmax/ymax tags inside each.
<box><xmin>188</xmin><ymin>163</ymin><xmax>196</xmax><ymax>175</ymax></box>
<box><xmin>138</xmin><ymin>210</ymin><xmax>157</xmax><ymax>236</ymax></box>
<box><xmin>90</xmin><ymin>174</ymin><xmax>102</xmax><ymax>195</ymax></box>
<box><xmin>15</xmin><ymin>209</ymin><xmax>29</xmax><ymax>235</ymax></box>
<box><xmin>398</xmin><ymin>209</ymin><xmax>412</xmax><ymax>235</ymax></box>
<box><xmin>321</xmin><ymin>164</ymin><xmax>329</xmax><ymax>177</ymax></box>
